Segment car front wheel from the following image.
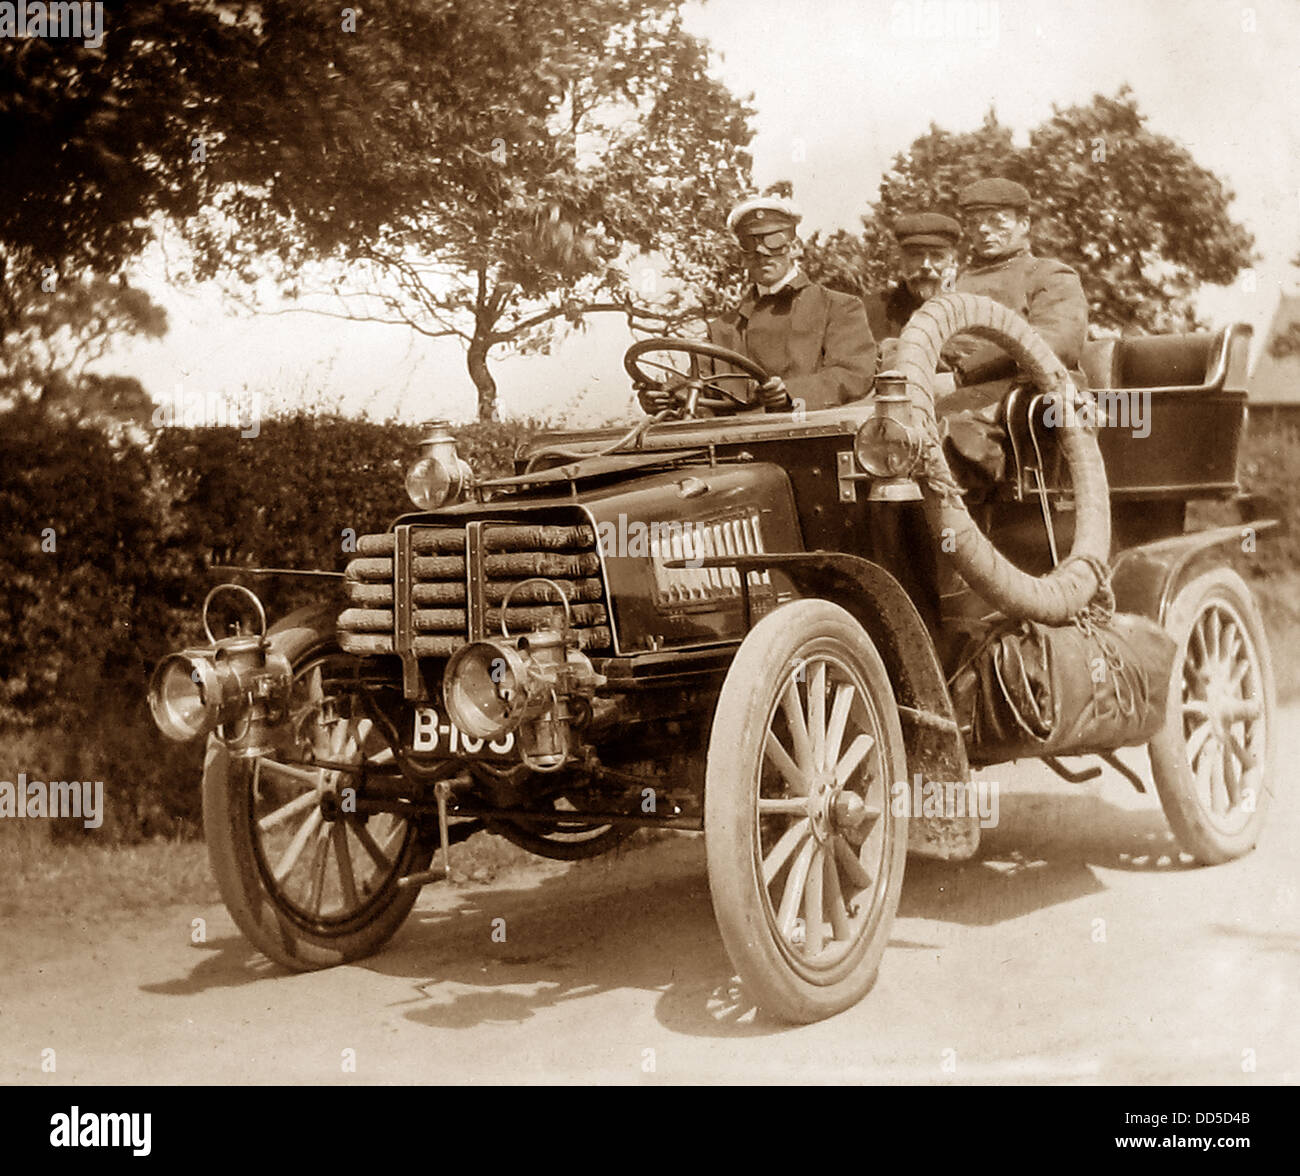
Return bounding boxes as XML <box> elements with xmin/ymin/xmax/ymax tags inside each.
<box><xmin>705</xmin><ymin>600</ymin><xmax>908</xmax><ymax>1023</ymax></box>
<box><xmin>203</xmin><ymin>622</ymin><xmax>435</xmax><ymax>970</ymax></box>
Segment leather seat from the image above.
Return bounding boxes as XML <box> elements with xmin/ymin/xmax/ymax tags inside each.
<box><xmin>1111</xmin><ymin>332</ymin><xmax>1218</xmax><ymax>389</ymax></box>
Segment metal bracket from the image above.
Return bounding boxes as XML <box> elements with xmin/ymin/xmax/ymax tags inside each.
<box><xmin>435</xmin><ymin>779</ymin><xmax>453</xmax><ymax>878</ymax></box>
<box><xmin>1042</xmin><ymin>755</ymin><xmax>1102</xmax><ymax>784</ymax></box>
<box><xmin>1099</xmin><ymin>751</ymin><xmax>1147</xmax><ymax>793</ymax></box>
<box><xmin>392</xmin><ymin>524</ymin><xmax>427</xmax><ymax>701</ymax></box>
<box><xmin>836</xmin><ymin>449</ymin><xmax>870</xmax><ymax>503</ymax></box>
<box><xmin>1028</xmin><ymin>467</ymin><xmax>1060</xmax><ymax>567</ymax></box>
<box><xmin>465</xmin><ymin>521</ymin><xmax>487</xmax><ymax>641</ymax></box>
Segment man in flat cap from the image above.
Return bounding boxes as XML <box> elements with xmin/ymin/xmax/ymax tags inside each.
<box><xmin>943</xmin><ymin>177</ymin><xmax>1087</xmax><ymax>394</ymax></box>
<box><xmin>939</xmin><ymin>177</ymin><xmax>1089</xmax><ymax>484</ymax></box>
<box><xmin>638</xmin><ymin>196</ymin><xmax>876</xmax><ymax>414</ymax></box>
<box><xmin>864</xmin><ymin>211</ymin><xmax>961</xmax><ymax>345</ymax></box>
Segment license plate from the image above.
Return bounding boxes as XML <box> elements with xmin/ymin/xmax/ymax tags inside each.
<box><xmin>411</xmin><ymin>706</ymin><xmax>515</xmax><ymax>757</ymax></box>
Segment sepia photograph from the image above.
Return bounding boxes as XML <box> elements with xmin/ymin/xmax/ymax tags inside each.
<box><xmin>1</xmin><ymin>0</ymin><xmax>1297</xmax><ymax>1123</ymax></box>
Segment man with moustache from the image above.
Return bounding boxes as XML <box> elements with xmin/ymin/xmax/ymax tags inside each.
<box><xmin>863</xmin><ymin>211</ymin><xmax>962</xmax><ymax>351</ymax></box>
<box><xmin>637</xmin><ymin>196</ymin><xmax>876</xmax><ymax>414</ymax></box>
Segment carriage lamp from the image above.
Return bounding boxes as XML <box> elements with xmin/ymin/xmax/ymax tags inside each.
<box><xmin>148</xmin><ymin>585</ymin><xmax>292</xmax><ymax>759</ymax></box>
<box><xmin>855</xmin><ymin>371</ymin><xmax>922</xmax><ymax>502</ymax></box>
<box><xmin>442</xmin><ymin>580</ymin><xmax>605</xmax><ymax>771</ymax></box>
<box><xmin>405</xmin><ymin>421</ymin><xmax>474</xmax><ymax>511</ymax></box>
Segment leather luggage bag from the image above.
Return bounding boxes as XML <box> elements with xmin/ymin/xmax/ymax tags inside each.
<box><xmin>950</xmin><ymin>612</ymin><xmax>1178</xmax><ymax>766</ymax></box>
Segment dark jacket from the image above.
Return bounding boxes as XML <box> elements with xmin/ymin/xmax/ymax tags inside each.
<box><xmin>707</xmin><ymin>270</ymin><xmax>876</xmax><ymax>410</ymax></box>
<box><xmin>945</xmin><ymin>247</ymin><xmax>1088</xmax><ymax>385</ymax></box>
<box><xmin>862</xmin><ymin>282</ymin><xmax>925</xmax><ymax>343</ymax></box>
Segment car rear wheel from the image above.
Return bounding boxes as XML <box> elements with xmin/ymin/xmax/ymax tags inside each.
<box><xmin>203</xmin><ymin>622</ymin><xmax>435</xmax><ymax>969</ymax></box>
<box><xmin>1147</xmin><ymin>568</ymin><xmax>1275</xmax><ymax>863</ymax></box>
<box><xmin>705</xmin><ymin>600</ymin><xmax>908</xmax><ymax>1023</ymax></box>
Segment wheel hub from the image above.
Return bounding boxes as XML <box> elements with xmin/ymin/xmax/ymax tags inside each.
<box><xmin>806</xmin><ymin>772</ymin><xmax>870</xmax><ymax>845</ymax></box>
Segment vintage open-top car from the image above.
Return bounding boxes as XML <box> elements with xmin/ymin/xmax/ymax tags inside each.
<box><xmin>149</xmin><ymin>294</ymin><xmax>1277</xmax><ymax>1023</ymax></box>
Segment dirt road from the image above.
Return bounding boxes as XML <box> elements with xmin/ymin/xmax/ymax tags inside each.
<box><xmin>4</xmin><ymin>712</ymin><xmax>1297</xmax><ymax>1085</ymax></box>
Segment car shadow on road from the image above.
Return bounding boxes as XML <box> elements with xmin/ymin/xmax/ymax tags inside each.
<box><xmin>345</xmin><ymin>786</ymin><xmax>1189</xmax><ymax>1037</ymax></box>
<box><xmin>139</xmin><ymin>934</ymin><xmax>302</xmax><ymax>997</ymax></box>
<box><xmin>900</xmin><ymin>787</ymin><xmax>1195</xmax><ymax>926</ymax></box>
<box><xmin>984</xmin><ymin>787</ymin><xmax>1192</xmax><ymax>867</ymax></box>
<box><xmin>364</xmin><ymin>841</ymin><xmax>796</xmax><ymax>1037</ymax></box>
<box><xmin>136</xmin><ymin>787</ymin><xmax>1198</xmax><ymax>1036</ymax></box>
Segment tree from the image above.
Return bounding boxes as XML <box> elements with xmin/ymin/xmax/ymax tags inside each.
<box><xmin>0</xmin><ymin>2</ymin><xmax>262</xmax><ymax>349</ymax></box>
<box><xmin>0</xmin><ymin>2</ymin><xmax>322</xmax><ymax>431</ymax></box>
<box><xmin>2</xmin><ymin>2</ymin><xmax>754</xmax><ymax>422</ymax></box>
<box><xmin>0</xmin><ymin>274</ymin><xmax>165</xmax><ymax>424</ymax></box>
<box><xmin>803</xmin><ymin>89</ymin><xmax>1255</xmax><ymax>334</ymax></box>
<box><xmin>183</xmin><ymin>0</ymin><xmax>755</xmax><ymax>420</ymax></box>
<box><xmin>1267</xmin><ymin>253</ymin><xmax>1300</xmax><ymax>360</ymax></box>
<box><xmin>1269</xmin><ymin>322</ymin><xmax>1300</xmax><ymax>360</ymax></box>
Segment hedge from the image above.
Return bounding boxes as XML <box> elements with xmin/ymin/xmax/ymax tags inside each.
<box><xmin>1</xmin><ymin>405</ymin><xmax>1294</xmax><ymax>842</ymax></box>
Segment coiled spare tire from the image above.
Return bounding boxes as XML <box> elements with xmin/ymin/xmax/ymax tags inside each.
<box><xmin>891</xmin><ymin>292</ymin><xmax>1111</xmax><ymax>624</ymax></box>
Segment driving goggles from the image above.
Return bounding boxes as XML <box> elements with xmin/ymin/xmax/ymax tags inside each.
<box><xmin>736</xmin><ymin>228</ymin><xmax>796</xmax><ymax>256</ymax></box>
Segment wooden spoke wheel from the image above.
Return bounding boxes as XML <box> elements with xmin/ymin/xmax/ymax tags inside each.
<box><xmin>705</xmin><ymin>600</ymin><xmax>908</xmax><ymax>1023</ymax></box>
<box><xmin>1148</xmin><ymin>568</ymin><xmax>1276</xmax><ymax>863</ymax></box>
<box><xmin>203</xmin><ymin>624</ymin><xmax>434</xmax><ymax>969</ymax></box>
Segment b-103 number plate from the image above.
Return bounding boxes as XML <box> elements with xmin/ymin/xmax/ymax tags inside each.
<box><xmin>410</xmin><ymin>706</ymin><xmax>515</xmax><ymax>757</ymax></box>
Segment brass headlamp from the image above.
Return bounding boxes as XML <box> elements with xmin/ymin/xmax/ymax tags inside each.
<box><xmin>855</xmin><ymin>370</ymin><xmax>922</xmax><ymax>501</ymax></box>
<box><xmin>148</xmin><ymin>585</ymin><xmax>292</xmax><ymax>758</ymax></box>
<box><xmin>405</xmin><ymin>420</ymin><xmax>474</xmax><ymax>511</ymax></box>
<box><xmin>442</xmin><ymin>579</ymin><xmax>604</xmax><ymax>772</ymax></box>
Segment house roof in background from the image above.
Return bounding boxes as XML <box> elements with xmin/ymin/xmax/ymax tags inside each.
<box><xmin>1249</xmin><ymin>293</ymin><xmax>1300</xmax><ymax>406</ymax></box>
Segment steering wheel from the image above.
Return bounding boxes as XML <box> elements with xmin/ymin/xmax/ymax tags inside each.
<box><xmin>624</xmin><ymin>337</ymin><xmax>771</xmax><ymax>416</ymax></box>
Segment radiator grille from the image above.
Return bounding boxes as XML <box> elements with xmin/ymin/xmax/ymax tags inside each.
<box><xmin>338</xmin><ymin>521</ymin><xmax>612</xmax><ymax>658</ymax></box>
<box><xmin>650</xmin><ymin>511</ymin><xmax>771</xmax><ymax>608</ymax></box>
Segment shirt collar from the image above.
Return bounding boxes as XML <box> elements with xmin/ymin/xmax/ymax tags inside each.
<box><xmin>738</xmin><ymin>266</ymin><xmax>808</xmax><ymax>317</ymax></box>
<box><xmin>968</xmin><ymin>245</ymin><xmax>1032</xmax><ymax>271</ymax></box>
<box><xmin>755</xmin><ymin>264</ymin><xmax>805</xmax><ymax>299</ymax></box>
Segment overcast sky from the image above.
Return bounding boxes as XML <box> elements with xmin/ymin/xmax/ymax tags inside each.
<box><xmin>121</xmin><ymin>0</ymin><xmax>1300</xmax><ymax>426</ymax></box>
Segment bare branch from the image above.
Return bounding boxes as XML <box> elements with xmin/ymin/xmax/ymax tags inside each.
<box><xmin>493</xmin><ymin>298</ymin><xmax>707</xmax><ymax>342</ymax></box>
<box><xmin>247</xmin><ymin>304</ymin><xmax>469</xmax><ymax>341</ymax></box>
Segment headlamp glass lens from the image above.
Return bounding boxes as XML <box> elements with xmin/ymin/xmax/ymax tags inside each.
<box><xmin>854</xmin><ymin>416</ymin><xmax>918</xmax><ymax>478</ymax></box>
<box><xmin>405</xmin><ymin>455</ymin><xmax>456</xmax><ymax>511</ymax></box>
<box><xmin>152</xmin><ymin>657</ymin><xmax>213</xmax><ymax>741</ymax></box>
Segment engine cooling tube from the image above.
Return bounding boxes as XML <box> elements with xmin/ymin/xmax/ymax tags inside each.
<box><xmin>890</xmin><ymin>292</ymin><xmax>1110</xmax><ymax>624</ymax></box>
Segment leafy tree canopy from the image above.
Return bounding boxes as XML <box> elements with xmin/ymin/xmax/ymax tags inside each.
<box><xmin>803</xmin><ymin>88</ymin><xmax>1256</xmax><ymax>334</ymax></box>
<box><xmin>2</xmin><ymin>1</ymin><xmax>755</xmax><ymax>421</ymax></box>
<box><xmin>185</xmin><ymin>0</ymin><xmax>756</xmax><ymax>419</ymax></box>
<box><xmin>0</xmin><ymin>1</ymin><xmax>252</xmax><ymax>331</ymax></box>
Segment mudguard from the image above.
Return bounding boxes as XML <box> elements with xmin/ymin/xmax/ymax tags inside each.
<box><xmin>698</xmin><ymin>551</ymin><xmax>979</xmax><ymax>861</ymax></box>
<box><xmin>1111</xmin><ymin>520</ymin><xmax>1279</xmax><ymax>625</ymax></box>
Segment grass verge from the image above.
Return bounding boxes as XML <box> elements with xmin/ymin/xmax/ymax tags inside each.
<box><xmin>0</xmin><ymin>813</ymin><xmax>661</xmax><ymax>929</ymax></box>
